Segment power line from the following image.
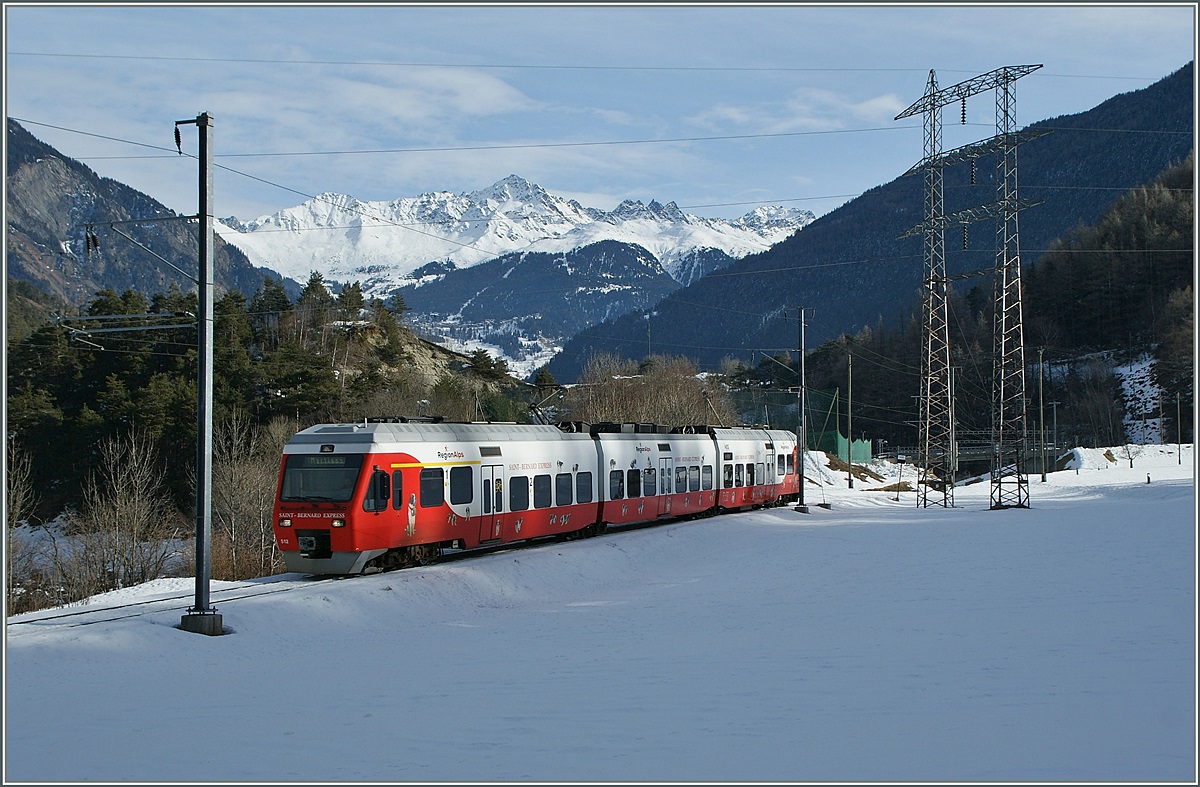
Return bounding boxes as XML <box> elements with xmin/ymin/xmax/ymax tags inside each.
<box><xmin>0</xmin><ymin>52</ymin><xmax>961</xmax><ymax>73</ymax></box>
<box><xmin>18</xmin><ymin>120</ymin><xmax>1187</xmax><ymax>165</ymax></box>
<box><xmin>9</xmin><ymin>51</ymin><xmax>1173</xmax><ymax>83</ymax></box>
<box><xmin>9</xmin><ymin>116</ymin><xmax>922</xmax><ymax>159</ymax></box>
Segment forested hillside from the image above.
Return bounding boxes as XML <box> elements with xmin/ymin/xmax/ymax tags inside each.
<box><xmin>728</xmin><ymin>154</ymin><xmax>1193</xmax><ymax>456</ymax></box>
<box><xmin>5</xmin><ymin>271</ymin><xmax>531</xmax><ymax>512</ymax></box>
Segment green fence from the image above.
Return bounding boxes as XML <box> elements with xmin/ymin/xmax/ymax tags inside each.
<box><xmin>810</xmin><ymin>430</ymin><xmax>873</xmax><ymax>463</ymax></box>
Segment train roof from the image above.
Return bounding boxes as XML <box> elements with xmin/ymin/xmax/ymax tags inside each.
<box><xmin>283</xmin><ymin>420</ymin><xmax>799</xmax><ymax>452</ymax></box>
<box><xmin>285</xmin><ymin>420</ymin><xmax>581</xmax><ymax>450</ymax></box>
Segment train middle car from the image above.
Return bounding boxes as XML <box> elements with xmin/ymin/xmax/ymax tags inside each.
<box><xmin>272</xmin><ymin>419</ymin><xmax>799</xmax><ymax>575</ymax></box>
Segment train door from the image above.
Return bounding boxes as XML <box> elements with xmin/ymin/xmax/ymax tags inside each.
<box><xmin>480</xmin><ymin>464</ymin><xmax>504</xmax><ymax>542</ymax></box>
<box><xmin>658</xmin><ymin>456</ymin><xmax>673</xmax><ymax>516</ymax></box>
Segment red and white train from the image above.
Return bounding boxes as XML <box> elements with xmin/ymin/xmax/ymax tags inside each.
<box><xmin>272</xmin><ymin>419</ymin><xmax>800</xmax><ymax>575</ymax></box>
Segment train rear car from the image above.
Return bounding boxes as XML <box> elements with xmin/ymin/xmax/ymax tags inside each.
<box><xmin>764</xmin><ymin>428</ymin><xmax>800</xmax><ymax>501</ymax></box>
<box><xmin>711</xmin><ymin>427</ymin><xmax>798</xmax><ymax>509</ymax></box>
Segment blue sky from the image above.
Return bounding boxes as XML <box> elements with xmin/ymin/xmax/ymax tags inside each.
<box><xmin>5</xmin><ymin>3</ymin><xmax>1196</xmax><ymax>222</ymax></box>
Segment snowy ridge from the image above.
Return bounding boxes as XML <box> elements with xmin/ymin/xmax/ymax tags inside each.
<box><xmin>215</xmin><ymin>174</ymin><xmax>813</xmax><ymax>297</ymax></box>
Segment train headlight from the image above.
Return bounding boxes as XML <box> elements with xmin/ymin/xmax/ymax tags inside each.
<box><xmin>278</xmin><ymin>518</ymin><xmax>292</xmax><ymax>528</ymax></box>
<box><xmin>331</xmin><ymin>518</ymin><xmax>346</xmax><ymax>528</ymax></box>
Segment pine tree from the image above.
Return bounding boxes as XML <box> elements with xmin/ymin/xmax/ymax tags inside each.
<box><xmin>248</xmin><ymin>276</ymin><xmax>292</xmax><ymax>352</ymax></box>
<box><xmin>336</xmin><ymin>281</ymin><xmax>365</xmax><ymax>321</ymax></box>
<box><xmin>214</xmin><ymin>290</ymin><xmax>254</xmax><ymax>418</ymax></box>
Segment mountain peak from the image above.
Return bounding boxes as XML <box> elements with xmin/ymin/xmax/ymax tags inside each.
<box><xmin>738</xmin><ymin>205</ymin><xmax>816</xmax><ymax>233</ymax></box>
<box><xmin>470</xmin><ymin>174</ymin><xmax>547</xmax><ymax>206</ymax></box>
<box><xmin>216</xmin><ymin>176</ymin><xmax>814</xmax><ymax>296</ymax></box>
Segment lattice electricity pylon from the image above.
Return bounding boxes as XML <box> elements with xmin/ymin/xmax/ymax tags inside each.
<box><xmin>989</xmin><ymin>69</ymin><xmax>1038</xmax><ymax>510</ymax></box>
<box><xmin>895</xmin><ymin>71</ymin><xmax>953</xmax><ymax>507</ymax></box>
<box><xmin>896</xmin><ymin>65</ymin><xmax>1043</xmax><ymax>508</ymax></box>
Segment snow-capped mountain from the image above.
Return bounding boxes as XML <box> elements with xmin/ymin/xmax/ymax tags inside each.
<box><xmin>215</xmin><ymin>175</ymin><xmax>813</xmax><ymax>378</ymax></box>
<box><xmin>215</xmin><ymin>175</ymin><xmax>813</xmax><ymax>295</ymax></box>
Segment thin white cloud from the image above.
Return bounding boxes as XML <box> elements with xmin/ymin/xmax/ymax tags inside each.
<box><xmin>687</xmin><ymin>87</ymin><xmax>907</xmax><ymax>135</ymax></box>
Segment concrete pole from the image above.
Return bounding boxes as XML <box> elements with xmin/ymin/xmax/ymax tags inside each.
<box><xmin>795</xmin><ymin>308</ymin><xmax>809</xmax><ymax>512</ymax></box>
<box><xmin>180</xmin><ymin>112</ymin><xmax>222</xmax><ymax>636</ymax></box>
<box><xmin>1039</xmin><ymin>348</ymin><xmax>1046</xmax><ymax>482</ymax></box>
<box><xmin>847</xmin><ymin>353</ymin><xmax>854</xmax><ymax>489</ymax></box>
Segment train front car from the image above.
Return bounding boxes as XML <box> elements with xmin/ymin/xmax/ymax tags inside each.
<box><xmin>711</xmin><ymin>427</ymin><xmax>798</xmax><ymax>509</ymax></box>
<box><xmin>273</xmin><ymin>422</ymin><xmax>384</xmax><ymax>575</ymax></box>
<box><xmin>272</xmin><ymin>420</ymin><xmax>601</xmax><ymax>575</ymax></box>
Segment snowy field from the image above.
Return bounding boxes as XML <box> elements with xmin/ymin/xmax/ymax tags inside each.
<box><xmin>5</xmin><ymin>445</ymin><xmax>1195</xmax><ymax>783</ymax></box>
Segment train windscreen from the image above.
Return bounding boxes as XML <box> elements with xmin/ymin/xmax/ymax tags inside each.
<box><xmin>280</xmin><ymin>454</ymin><xmax>365</xmax><ymax>502</ymax></box>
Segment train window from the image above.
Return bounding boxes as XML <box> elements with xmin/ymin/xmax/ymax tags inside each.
<box><xmin>756</xmin><ymin>463</ymin><xmax>765</xmax><ymax>484</ymax></box>
<box><xmin>533</xmin><ymin>474</ymin><xmax>552</xmax><ymax>509</ymax></box>
<box><xmin>555</xmin><ymin>473</ymin><xmax>573</xmax><ymax>506</ymax></box>
<box><xmin>688</xmin><ymin>466</ymin><xmax>700</xmax><ymax>492</ymax></box>
<box><xmin>392</xmin><ymin>470</ymin><xmax>403</xmax><ymax>509</ymax></box>
<box><xmin>787</xmin><ymin>454</ymin><xmax>795</xmax><ymax>474</ymax></box>
<box><xmin>744</xmin><ymin>464</ymin><xmax>754</xmax><ymax>486</ymax></box>
<box><xmin>675</xmin><ymin>466</ymin><xmax>687</xmax><ymax>494</ymax></box>
<box><xmin>660</xmin><ymin>468</ymin><xmax>670</xmax><ymax>495</ymax></box>
<box><xmin>627</xmin><ymin>468</ymin><xmax>641</xmax><ymax>498</ymax></box>
<box><xmin>510</xmin><ymin>476</ymin><xmax>529</xmax><ymax>511</ymax></box>
<box><xmin>723</xmin><ymin>452</ymin><xmax>733</xmax><ymax>461</ymax></box>
<box><xmin>280</xmin><ymin>453</ymin><xmax>364</xmax><ymax>503</ymax></box>
<box><xmin>609</xmin><ymin>470</ymin><xmax>624</xmax><ymax>500</ymax></box>
<box><xmin>419</xmin><ymin>468</ymin><xmax>444</xmax><ymax>507</ymax></box>
<box><xmin>735</xmin><ymin>464</ymin><xmax>744</xmax><ymax>487</ymax></box>
<box><xmin>362</xmin><ymin>469</ymin><xmax>390</xmax><ymax>512</ymax></box>
<box><xmin>576</xmin><ymin>472</ymin><xmax>593</xmax><ymax>504</ymax></box>
<box><xmin>480</xmin><ymin>446</ymin><xmax>502</xmax><ymax>457</ymax></box>
<box><xmin>723</xmin><ymin>464</ymin><xmax>734</xmax><ymax>488</ymax></box>
<box><xmin>643</xmin><ymin>467</ymin><xmax>656</xmax><ymax>496</ymax></box>
<box><xmin>702</xmin><ymin>465</ymin><xmax>713</xmax><ymax>491</ymax></box>
<box><xmin>482</xmin><ymin>478</ymin><xmax>492</xmax><ymax>514</ymax></box>
<box><xmin>777</xmin><ymin>455</ymin><xmax>786</xmax><ymax>476</ymax></box>
<box><xmin>449</xmin><ymin>466</ymin><xmax>473</xmax><ymax>505</ymax></box>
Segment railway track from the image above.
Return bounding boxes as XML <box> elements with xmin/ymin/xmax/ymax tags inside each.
<box><xmin>5</xmin><ymin>575</ymin><xmax>338</xmax><ymax>632</ymax></box>
<box><xmin>6</xmin><ymin>503</ymin><xmax>747</xmax><ymax>634</ymax></box>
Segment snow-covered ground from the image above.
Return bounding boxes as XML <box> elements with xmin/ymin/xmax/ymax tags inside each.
<box><xmin>5</xmin><ymin>445</ymin><xmax>1195</xmax><ymax>783</ymax></box>
<box><xmin>1118</xmin><ymin>352</ymin><xmax>1173</xmax><ymax>444</ymax></box>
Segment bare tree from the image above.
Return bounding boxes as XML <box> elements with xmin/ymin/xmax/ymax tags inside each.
<box><xmin>564</xmin><ymin>353</ymin><xmax>740</xmax><ymax>426</ymax></box>
<box><xmin>54</xmin><ymin>431</ymin><xmax>184</xmax><ymax>601</ymax></box>
<box><xmin>1072</xmin><ymin>358</ymin><xmax>1125</xmax><ymax>448</ymax></box>
<box><xmin>6</xmin><ymin>440</ymin><xmax>52</xmax><ymax>614</ymax></box>
<box><xmin>1118</xmin><ymin>443</ymin><xmax>1145</xmax><ymax>469</ymax></box>
<box><xmin>565</xmin><ymin>352</ymin><xmax>642</xmax><ymax>423</ymax></box>
<box><xmin>211</xmin><ymin>412</ymin><xmax>287</xmax><ymax>579</ymax></box>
